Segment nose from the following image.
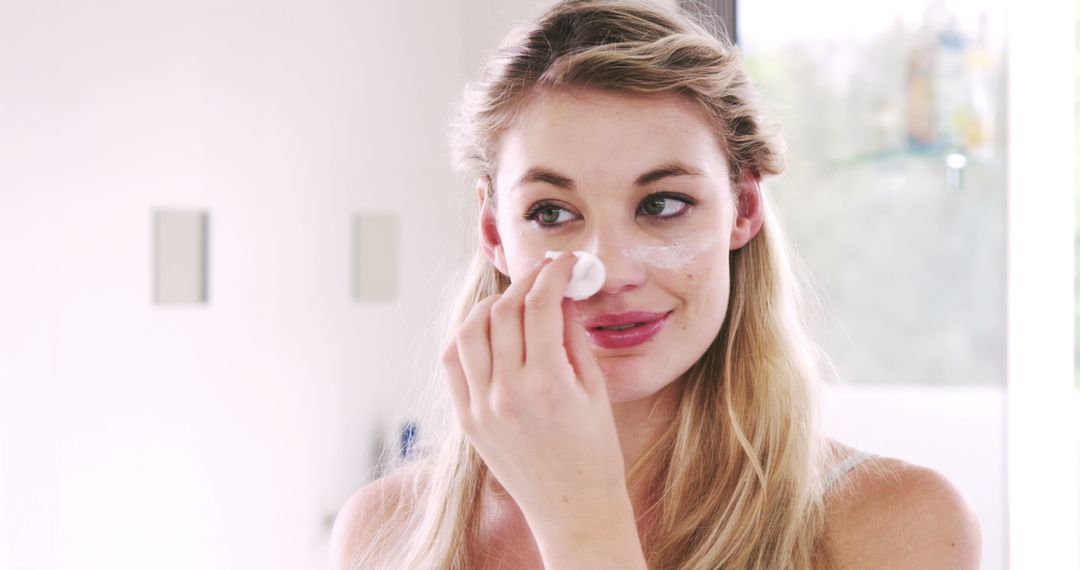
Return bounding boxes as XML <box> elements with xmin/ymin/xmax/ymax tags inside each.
<box><xmin>580</xmin><ymin>229</ymin><xmax>647</xmax><ymax>296</ymax></box>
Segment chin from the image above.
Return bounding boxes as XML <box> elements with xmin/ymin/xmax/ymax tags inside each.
<box><xmin>596</xmin><ymin>359</ymin><xmax>678</xmax><ymax>403</ymax></box>
<box><xmin>604</xmin><ymin>385</ymin><xmax>655</xmax><ymax>404</ymax></box>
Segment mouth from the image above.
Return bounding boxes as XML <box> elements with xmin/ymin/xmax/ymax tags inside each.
<box><xmin>586</xmin><ymin>310</ymin><xmax>673</xmax><ymax>349</ymax></box>
<box><xmin>584</xmin><ymin>310</ymin><xmax>672</xmax><ymax>330</ymax></box>
<box><xmin>594</xmin><ymin>322</ymin><xmax>650</xmax><ymax>331</ymax></box>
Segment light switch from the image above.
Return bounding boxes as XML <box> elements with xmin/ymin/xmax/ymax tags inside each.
<box><xmin>153</xmin><ymin>210</ymin><xmax>208</xmax><ymax>305</ymax></box>
<box><xmin>352</xmin><ymin>212</ymin><xmax>398</xmax><ymax>302</ymax></box>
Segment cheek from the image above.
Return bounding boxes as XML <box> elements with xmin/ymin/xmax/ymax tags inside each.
<box><xmin>627</xmin><ymin>232</ymin><xmax>726</xmax><ymax>272</ymax></box>
<box><xmin>509</xmin><ymin>250</ymin><xmax>548</xmax><ymax>281</ymax></box>
<box><xmin>678</xmin><ymin>247</ymin><xmax>731</xmax><ymax>330</ymax></box>
<box><xmin>496</xmin><ymin>221</ymin><xmax>544</xmax><ymax>279</ymax></box>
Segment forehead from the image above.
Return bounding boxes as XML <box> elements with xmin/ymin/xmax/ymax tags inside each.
<box><xmin>494</xmin><ymin>88</ymin><xmax>730</xmax><ymax>194</ymax></box>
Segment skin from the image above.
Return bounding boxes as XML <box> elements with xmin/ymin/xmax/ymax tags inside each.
<box><xmin>328</xmin><ymin>86</ymin><xmax>982</xmax><ymax>569</ymax></box>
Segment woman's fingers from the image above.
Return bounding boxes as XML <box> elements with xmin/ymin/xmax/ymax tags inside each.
<box><xmin>523</xmin><ymin>252</ymin><xmax>578</xmax><ymax>368</ymax></box>
<box><xmin>456</xmin><ymin>294</ymin><xmax>500</xmax><ymax>404</ymax></box>
<box><xmin>561</xmin><ymin>298</ymin><xmax>606</xmax><ymax>394</ymax></box>
<box><xmin>489</xmin><ymin>257</ymin><xmax>553</xmax><ymax>378</ymax></box>
<box><xmin>440</xmin><ymin>338</ymin><xmax>471</xmax><ymax>425</ymax></box>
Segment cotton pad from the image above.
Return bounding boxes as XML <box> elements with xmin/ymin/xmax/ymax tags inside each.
<box><xmin>544</xmin><ymin>250</ymin><xmax>606</xmax><ymax>301</ymax></box>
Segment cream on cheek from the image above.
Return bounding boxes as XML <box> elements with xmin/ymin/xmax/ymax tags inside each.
<box><xmin>510</xmin><ymin>230</ymin><xmax>551</xmax><ymax>276</ymax></box>
<box><xmin>619</xmin><ymin>233</ymin><xmax>723</xmax><ymax>270</ymax></box>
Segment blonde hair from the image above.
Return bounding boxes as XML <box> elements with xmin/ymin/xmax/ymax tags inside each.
<box><xmin>353</xmin><ymin>0</ymin><xmax>842</xmax><ymax>568</ymax></box>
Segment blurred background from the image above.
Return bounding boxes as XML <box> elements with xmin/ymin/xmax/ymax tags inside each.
<box><xmin>0</xmin><ymin>0</ymin><xmax>1075</xmax><ymax>568</ymax></box>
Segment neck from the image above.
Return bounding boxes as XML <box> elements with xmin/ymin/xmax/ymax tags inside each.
<box><xmin>610</xmin><ymin>381</ymin><xmax>681</xmax><ymax>513</ymax></box>
<box><xmin>611</xmin><ymin>381</ymin><xmax>680</xmax><ymax>472</ymax></box>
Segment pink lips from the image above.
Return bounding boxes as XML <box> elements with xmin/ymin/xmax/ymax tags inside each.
<box><xmin>584</xmin><ymin>311</ymin><xmax>670</xmax><ymax>329</ymax></box>
<box><xmin>584</xmin><ymin>311</ymin><xmax>672</xmax><ymax>349</ymax></box>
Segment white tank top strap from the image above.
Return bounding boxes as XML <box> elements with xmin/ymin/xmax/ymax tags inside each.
<box><xmin>823</xmin><ymin>449</ymin><xmax>875</xmax><ymax>490</ymax></box>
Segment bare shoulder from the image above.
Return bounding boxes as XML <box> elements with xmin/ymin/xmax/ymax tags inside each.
<box><xmin>822</xmin><ymin>443</ymin><xmax>982</xmax><ymax>569</ymax></box>
<box><xmin>329</xmin><ymin>462</ymin><xmax>428</xmax><ymax>570</ymax></box>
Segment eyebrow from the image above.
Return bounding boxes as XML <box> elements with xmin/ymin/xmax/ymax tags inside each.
<box><xmin>512</xmin><ymin>161</ymin><xmax>705</xmax><ymax>193</ymax></box>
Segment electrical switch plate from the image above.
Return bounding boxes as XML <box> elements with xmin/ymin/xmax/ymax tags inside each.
<box><xmin>153</xmin><ymin>209</ymin><xmax>208</xmax><ymax>305</ymax></box>
<box><xmin>352</xmin><ymin>212</ymin><xmax>398</xmax><ymax>302</ymax></box>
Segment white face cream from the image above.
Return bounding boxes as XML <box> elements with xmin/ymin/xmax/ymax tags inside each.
<box><xmin>620</xmin><ymin>235</ymin><xmax>717</xmax><ymax>270</ymax></box>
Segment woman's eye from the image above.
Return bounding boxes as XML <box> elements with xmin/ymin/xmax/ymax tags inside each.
<box><xmin>522</xmin><ymin>193</ymin><xmax>694</xmax><ymax>228</ymax></box>
<box><xmin>525</xmin><ymin>204</ymin><xmax>577</xmax><ymax>226</ymax></box>
<box><xmin>640</xmin><ymin>194</ymin><xmax>692</xmax><ymax>218</ymax></box>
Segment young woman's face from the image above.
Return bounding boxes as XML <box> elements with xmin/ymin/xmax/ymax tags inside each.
<box><xmin>480</xmin><ymin>87</ymin><xmax>761</xmax><ymax>403</ymax></box>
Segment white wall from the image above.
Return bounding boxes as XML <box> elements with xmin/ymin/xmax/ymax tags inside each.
<box><xmin>0</xmin><ymin>1</ymin><xmax>471</xmax><ymax>568</ymax></box>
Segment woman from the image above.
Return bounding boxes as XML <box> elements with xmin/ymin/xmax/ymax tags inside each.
<box><xmin>331</xmin><ymin>1</ymin><xmax>981</xmax><ymax>568</ymax></box>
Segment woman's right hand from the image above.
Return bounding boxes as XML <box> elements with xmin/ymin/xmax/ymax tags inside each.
<box><xmin>440</xmin><ymin>252</ymin><xmax>637</xmax><ymax>547</ymax></box>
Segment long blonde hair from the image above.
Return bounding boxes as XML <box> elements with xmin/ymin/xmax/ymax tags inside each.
<box><xmin>354</xmin><ymin>1</ymin><xmax>841</xmax><ymax>568</ymax></box>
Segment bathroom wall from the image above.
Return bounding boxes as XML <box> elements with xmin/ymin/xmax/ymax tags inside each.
<box><xmin>0</xmin><ymin>0</ymin><xmax>473</xmax><ymax>568</ymax></box>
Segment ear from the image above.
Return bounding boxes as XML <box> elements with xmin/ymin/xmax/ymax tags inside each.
<box><xmin>729</xmin><ymin>169</ymin><xmax>764</xmax><ymax>250</ymax></box>
<box><xmin>476</xmin><ymin>180</ymin><xmax>509</xmax><ymax>276</ymax></box>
